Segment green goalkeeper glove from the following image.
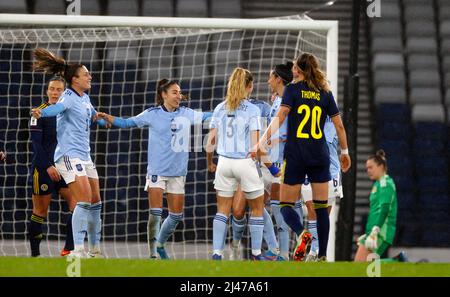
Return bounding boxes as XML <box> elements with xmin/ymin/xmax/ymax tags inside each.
<box><xmin>364</xmin><ymin>226</ymin><xmax>380</xmax><ymax>251</ymax></box>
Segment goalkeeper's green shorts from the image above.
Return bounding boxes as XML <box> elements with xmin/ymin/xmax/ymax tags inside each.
<box><xmin>358</xmin><ymin>235</ymin><xmax>391</xmax><ymax>256</ymax></box>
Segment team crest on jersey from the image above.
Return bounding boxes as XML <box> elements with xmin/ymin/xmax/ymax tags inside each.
<box><xmin>40</xmin><ymin>184</ymin><xmax>48</xmax><ymax>191</ymax></box>
<box><xmin>371</xmin><ymin>186</ymin><xmax>377</xmax><ymax>194</ymax></box>
<box><xmin>76</xmin><ymin>164</ymin><xmax>83</xmax><ymax>172</ymax></box>
<box><xmin>151</xmin><ymin>175</ymin><xmax>158</xmax><ymax>183</ymax></box>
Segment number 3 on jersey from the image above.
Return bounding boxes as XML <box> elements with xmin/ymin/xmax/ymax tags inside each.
<box><xmin>296</xmin><ymin>105</ymin><xmax>323</xmax><ymax>139</ymax></box>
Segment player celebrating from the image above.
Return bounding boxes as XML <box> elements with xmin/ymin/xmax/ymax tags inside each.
<box><xmin>31</xmin><ymin>48</ymin><xmax>109</xmax><ymax>258</ymax></box>
<box><xmin>255</xmin><ymin>53</ymin><xmax>351</xmax><ymax>261</ymax></box>
<box><xmin>206</xmin><ymin>67</ymin><xmax>279</xmax><ymax>260</ymax></box>
<box><xmin>29</xmin><ymin>77</ymin><xmax>76</xmax><ymax>257</ymax></box>
<box><xmin>355</xmin><ymin>150</ymin><xmax>398</xmax><ymax>262</ymax></box>
<box><xmin>97</xmin><ymin>79</ymin><xmax>210</xmax><ymax>260</ymax></box>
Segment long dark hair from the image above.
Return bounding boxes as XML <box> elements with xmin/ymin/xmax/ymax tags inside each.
<box><xmin>368</xmin><ymin>149</ymin><xmax>388</xmax><ymax>171</ymax></box>
<box><xmin>33</xmin><ymin>48</ymin><xmax>83</xmax><ymax>86</ymax></box>
<box><xmin>295</xmin><ymin>53</ymin><xmax>330</xmax><ymax>93</ymax></box>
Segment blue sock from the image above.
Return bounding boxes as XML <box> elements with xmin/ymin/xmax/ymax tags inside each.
<box><xmin>249</xmin><ymin>216</ymin><xmax>264</xmax><ymax>256</ymax></box>
<box><xmin>271</xmin><ymin>200</ymin><xmax>290</xmax><ymax>258</ymax></box>
<box><xmin>307</xmin><ymin>220</ymin><xmax>318</xmax><ymax>253</ymax></box>
<box><xmin>213</xmin><ymin>213</ymin><xmax>229</xmax><ymax>255</ymax></box>
<box><xmin>280</xmin><ymin>203</ymin><xmax>304</xmax><ymax>236</ymax></box>
<box><xmin>72</xmin><ymin>202</ymin><xmax>90</xmax><ymax>248</ymax></box>
<box><xmin>63</xmin><ymin>212</ymin><xmax>74</xmax><ymax>251</ymax></box>
<box><xmin>157</xmin><ymin>212</ymin><xmax>183</xmax><ymax>245</ymax></box>
<box><xmin>88</xmin><ymin>201</ymin><xmax>102</xmax><ymax>250</ymax></box>
<box><xmin>314</xmin><ymin>200</ymin><xmax>330</xmax><ymax>258</ymax></box>
<box><xmin>263</xmin><ymin>208</ymin><xmax>278</xmax><ymax>252</ymax></box>
<box><xmin>232</xmin><ymin>216</ymin><xmax>246</xmax><ymax>242</ymax></box>
<box><xmin>148</xmin><ymin>208</ymin><xmax>162</xmax><ymax>255</ymax></box>
<box><xmin>294</xmin><ymin>200</ymin><xmax>304</xmax><ymax>225</ymax></box>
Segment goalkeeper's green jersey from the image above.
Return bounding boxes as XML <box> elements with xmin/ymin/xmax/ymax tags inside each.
<box><xmin>365</xmin><ymin>175</ymin><xmax>397</xmax><ymax>244</ymax></box>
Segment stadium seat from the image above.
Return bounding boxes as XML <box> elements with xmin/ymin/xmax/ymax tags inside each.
<box><xmin>371</xmin><ymin>20</ymin><xmax>402</xmax><ymax>37</ymax></box>
<box><xmin>378</xmin><ymin>1</ymin><xmax>400</xmax><ymax>19</ymax></box>
<box><xmin>409</xmin><ymin>70</ymin><xmax>441</xmax><ymax>87</ymax></box>
<box><xmin>409</xmin><ymin>87</ymin><xmax>442</xmax><ymax>104</ymax></box>
<box><xmin>406</xmin><ymin>37</ymin><xmax>437</xmax><ymax>54</ymax></box>
<box><xmin>34</xmin><ymin>0</ymin><xmax>66</xmax><ymax>14</ymax></box>
<box><xmin>378</xmin><ymin>122</ymin><xmax>410</xmax><ymax>140</ymax></box>
<box><xmin>404</xmin><ymin>5</ymin><xmax>435</xmax><ymax>21</ymax></box>
<box><xmin>415</xmin><ymin>156</ymin><xmax>448</xmax><ymax>175</ymax></box>
<box><xmin>413</xmin><ymin>137</ymin><xmax>445</xmax><ymax>155</ymax></box>
<box><xmin>407</xmin><ymin>54</ymin><xmax>439</xmax><ymax>71</ymax></box>
<box><xmin>405</xmin><ymin>21</ymin><xmax>436</xmax><ymax>37</ymax></box>
<box><xmin>412</xmin><ymin>104</ymin><xmax>445</xmax><ymax>123</ymax></box>
<box><xmin>373</xmin><ymin>70</ymin><xmax>406</xmax><ymax>87</ymax></box>
<box><xmin>418</xmin><ymin>177</ymin><xmax>448</xmax><ymax>193</ymax></box>
<box><xmin>107</xmin><ymin>0</ymin><xmax>139</xmax><ymax>16</ymax></box>
<box><xmin>371</xmin><ymin>37</ymin><xmax>403</xmax><ymax>53</ymax></box>
<box><xmin>440</xmin><ymin>21</ymin><xmax>450</xmax><ymax>38</ymax></box>
<box><xmin>142</xmin><ymin>0</ymin><xmax>174</xmax><ymax>16</ymax></box>
<box><xmin>211</xmin><ymin>0</ymin><xmax>242</xmax><ymax>18</ymax></box>
<box><xmin>372</xmin><ymin>53</ymin><xmax>404</xmax><ymax>70</ymax></box>
<box><xmin>176</xmin><ymin>0</ymin><xmax>208</xmax><ymax>17</ymax></box>
<box><xmin>414</xmin><ymin>121</ymin><xmax>446</xmax><ymax>138</ymax></box>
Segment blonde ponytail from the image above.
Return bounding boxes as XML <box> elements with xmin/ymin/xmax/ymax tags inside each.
<box><xmin>225</xmin><ymin>67</ymin><xmax>253</xmax><ymax>111</ymax></box>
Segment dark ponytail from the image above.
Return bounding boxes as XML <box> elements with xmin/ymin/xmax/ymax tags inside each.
<box><xmin>33</xmin><ymin>48</ymin><xmax>83</xmax><ymax>86</ymax></box>
<box><xmin>273</xmin><ymin>61</ymin><xmax>293</xmax><ymax>85</ymax></box>
<box><xmin>368</xmin><ymin>149</ymin><xmax>388</xmax><ymax>171</ymax></box>
<box><xmin>295</xmin><ymin>53</ymin><xmax>330</xmax><ymax>93</ymax></box>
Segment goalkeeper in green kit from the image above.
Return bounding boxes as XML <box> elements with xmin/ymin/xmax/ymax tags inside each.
<box><xmin>355</xmin><ymin>150</ymin><xmax>406</xmax><ymax>262</ymax></box>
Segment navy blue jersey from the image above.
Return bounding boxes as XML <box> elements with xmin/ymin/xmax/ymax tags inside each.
<box><xmin>30</xmin><ymin>102</ymin><xmax>57</xmax><ymax>170</ymax></box>
<box><xmin>281</xmin><ymin>81</ymin><xmax>339</xmax><ymax>167</ymax></box>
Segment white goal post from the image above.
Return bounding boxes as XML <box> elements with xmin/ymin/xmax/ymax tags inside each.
<box><xmin>0</xmin><ymin>14</ymin><xmax>338</xmax><ymax>260</ymax></box>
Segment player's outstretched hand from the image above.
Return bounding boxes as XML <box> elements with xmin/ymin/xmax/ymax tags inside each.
<box><xmin>47</xmin><ymin>166</ymin><xmax>61</xmax><ymax>182</ymax></box>
<box><xmin>31</xmin><ymin>108</ymin><xmax>41</xmax><ymax>119</ymax></box>
<box><xmin>0</xmin><ymin>151</ymin><xmax>6</xmax><ymax>162</ymax></box>
<box><xmin>340</xmin><ymin>153</ymin><xmax>351</xmax><ymax>173</ymax></box>
<box><xmin>208</xmin><ymin>163</ymin><xmax>217</xmax><ymax>173</ymax></box>
<box><xmin>97</xmin><ymin>112</ymin><xmax>114</xmax><ymax>123</ymax></box>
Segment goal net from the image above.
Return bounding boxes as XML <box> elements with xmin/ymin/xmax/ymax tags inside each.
<box><xmin>0</xmin><ymin>14</ymin><xmax>337</xmax><ymax>259</ymax></box>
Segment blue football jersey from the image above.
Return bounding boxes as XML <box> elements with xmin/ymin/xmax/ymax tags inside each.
<box><xmin>210</xmin><ymin>100</ymin><xmax>261</xmax><ymax>159</ymax></box>
<box><xmin>249</xmin><ymin>98</ymin><xmax>271</xmax><ymax>129</ymax></box>
<box><xmin>129</xmin><ymin>105</ymin><xmax>203</xmax><ymax>177</ymax></box>
<box><xmin>41</xmin><ymin>88</ymin><xmax>96</xmax><ymax>162</ymax></box>
<box><xmin>268</xmin><ymin>96</ymin><xmax>288</xmax><ymax>163</ymax></box>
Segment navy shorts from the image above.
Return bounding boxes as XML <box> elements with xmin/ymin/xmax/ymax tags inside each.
<box><xmin>32</xmin><ymin>166</ymin><xmax>68</xmax><ymax>195</ymax></box>
<box><xmin>281</xmin><ymin>154</ymin><xmax>331</xmax><ymax>185</ymax></box>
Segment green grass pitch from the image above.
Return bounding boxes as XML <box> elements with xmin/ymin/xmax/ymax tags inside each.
<box><xmin>1</xmin><ymin>257</ymin><xmax>449</xmax><ymax>277</ymax></box>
